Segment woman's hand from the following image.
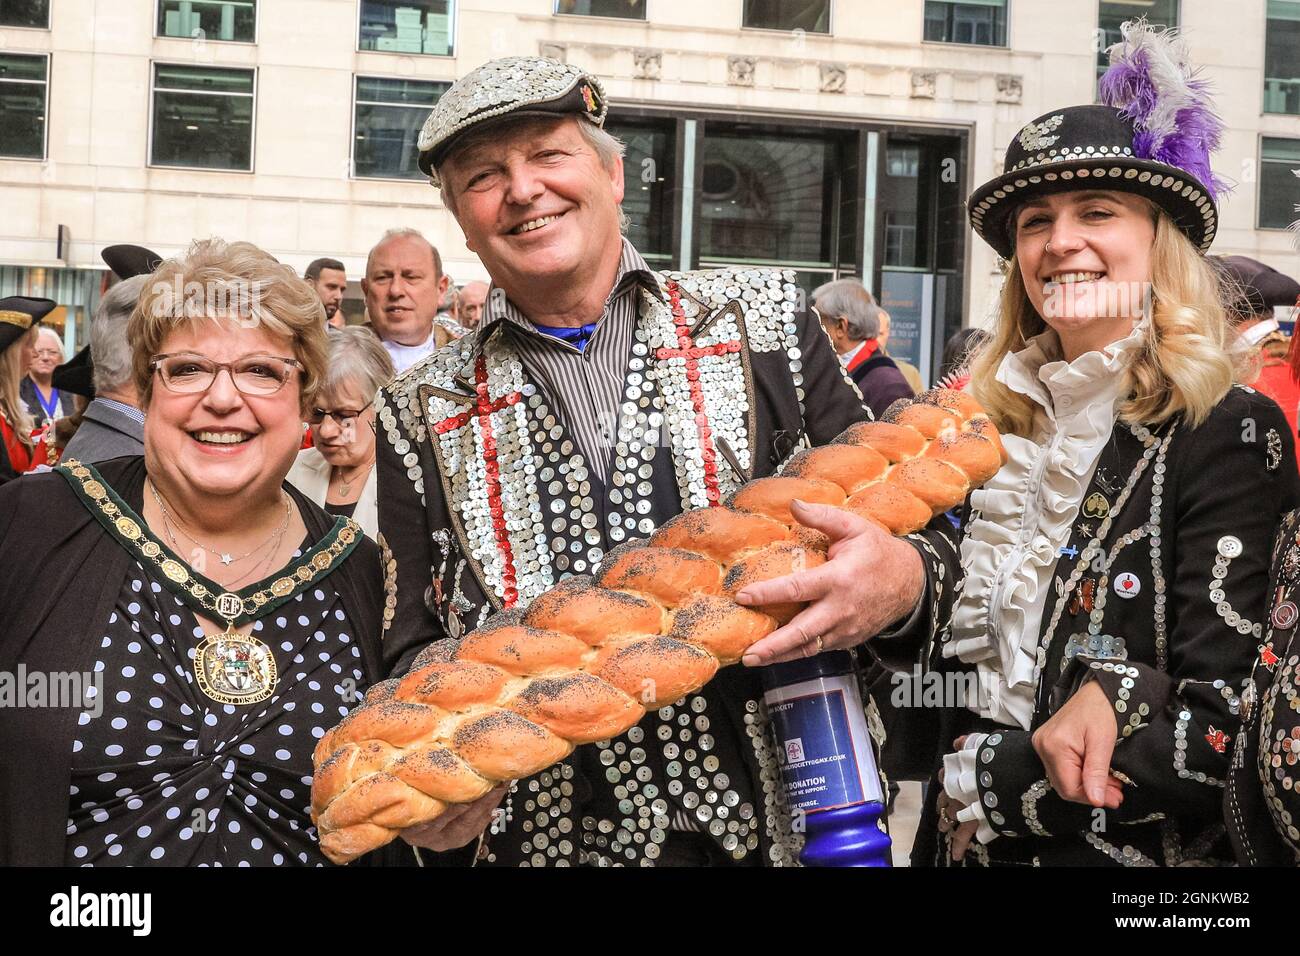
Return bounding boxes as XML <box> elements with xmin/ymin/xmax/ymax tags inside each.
<box><xmin>938</xmin><ymin>742</ymin><xmax>980</xmax><ymax>862</ymax></box>
<box><xmin>1031</xmin><ymin>681</ymin><xmax>1125</xmax><ymax>808</ymax></box>
<box><xmin>399</xmin><ymin>785</ymin><xmax>510</xmax><ymax>852</ymax></box>
<box><xmin>738</xmin><ymin>500</ymin><xmax>926</xmax><ymax>666</ymax></box>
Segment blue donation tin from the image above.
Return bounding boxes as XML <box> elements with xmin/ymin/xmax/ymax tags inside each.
<box><xmin>760</xmin><ymin>650</ymin><xmax>892</xmax><ymax>867</ymax></box>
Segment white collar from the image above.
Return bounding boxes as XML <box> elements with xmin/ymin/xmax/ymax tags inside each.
<box><xmin>995</xmin><ymin>321</ymin><xmax>1148</xmax><ymax>419</ymax></box>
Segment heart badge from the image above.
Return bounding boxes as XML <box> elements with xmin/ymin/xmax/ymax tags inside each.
<box><xmin>1114</xmin><ymin>572</ymin><xmax>1140</xmax><ymax>599</ymax></box>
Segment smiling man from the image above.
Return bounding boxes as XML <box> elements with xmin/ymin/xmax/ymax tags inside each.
<box><xmin>361</xmin><ymin>228</ymin><xmax>450</xmax><ymax>374</ymax></box>
<box><xmin>374</xmin><ymin>56</ymin><xmax>869</xmax><ymax>868</ymax></box>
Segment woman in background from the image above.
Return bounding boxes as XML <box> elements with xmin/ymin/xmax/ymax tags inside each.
<box><xmin>287</xmin><ymin>325</ymin><xmax>392</xmax><ymax>540</ymax></box>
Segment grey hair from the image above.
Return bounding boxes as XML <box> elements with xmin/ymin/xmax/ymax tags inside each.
<box><xmin>365</xmin><ymin>228</ymin><xmax>443</xmax><ymax>279</ymax></box>
<box><xmin>437</xmin><ymin>116</ymin><xmax>629</xmax><ymax>232</ymax></box>
<box><xmin>320</xmin><ymin>325</ymin><xmax>395</xmax><ymax>404</ymax></box>
<box><xmin>811</xmin><ymin>279</ymin><xmax>881</xmax><ymax>342</ymax></box>
<box><xmin>92</xmin><ymin>275</ymin><xmax>149</xmax><ymax>392</ymax></box>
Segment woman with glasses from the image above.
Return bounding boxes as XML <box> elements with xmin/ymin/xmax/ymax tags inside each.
<box><xmin>0</xmin><ymin>240</ymin><xmax>405</xmax><ymax>866</ymax></box>
<box><xmin>287</xmin><ymin>326</ymin><xmax>393</xmax><ymax>539</ymax></box>
<box><xmin>22</xmin><ymin>326</ymin><xmax>76</xmax><ymax>428</ymax></box>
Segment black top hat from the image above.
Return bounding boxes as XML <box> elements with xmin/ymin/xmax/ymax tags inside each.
<box><xmin>969</xmin><ymin>21</ymin><xmax>1225</xmax><ymax>260</ymax></box>
<box><xmin>1213</xmin><ymin>255</ymin><xmax>1300</xmax><ymax>319</ymax></box>
<box><xmin>101</xmin><ymin>244</ymin><xmax>163</xmax><ymax>280</ymax></box>
<box><xmin>0</xmin><ymin>296</ymin><xmax>57</xmax><ymax>354</ymax></box>
<box><xmin>52</xmin><ymin>344</ymin><xmax>95</xmax><ymax>399</ymax></box>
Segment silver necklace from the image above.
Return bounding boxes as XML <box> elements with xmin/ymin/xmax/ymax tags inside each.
<box><xmin>148</xmin><ymin>479</ymin><xmax>291</xmax><ymax>567</ymax></box>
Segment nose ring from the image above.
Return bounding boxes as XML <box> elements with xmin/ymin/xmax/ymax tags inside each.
<box><xmin>1045</xmin><ymin>240</ymin><xmax>1053</xmax><ymax>254</ymax></box>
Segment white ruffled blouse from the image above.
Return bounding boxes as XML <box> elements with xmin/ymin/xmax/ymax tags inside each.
<box><xmin>941</xmin><ymin>322</ymin><xmax>1147</xmax><ymax>844</ymax></box>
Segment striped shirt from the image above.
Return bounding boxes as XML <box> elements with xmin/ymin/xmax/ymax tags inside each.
<box><xmin>481</xmin><ymin>239</ymin><xmax>659</xmax><ymax>487</ymax></box>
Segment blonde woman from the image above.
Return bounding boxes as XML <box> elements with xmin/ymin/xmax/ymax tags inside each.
<box><xmin>739</xmin><ymin>22</ymin><xmax>1299</xmax><ymax>866</ymax></box>
<box><xmin>287</xmin><ymin>325</ymin><xmax>394</xmax><ymax>539</ymax></box>
<box><xmin>0</xmin><ymin>240</ymin><xmax>410</xmax><ymax>865</ymax></box>
<box><xmin>0</xmin><ymin>297</ymin><xmax>55</xmax><ymax>483</ymax></box>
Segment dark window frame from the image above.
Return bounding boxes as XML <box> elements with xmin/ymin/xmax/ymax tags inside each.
<box><xmin>740</xmin><ymin>0</ymin><xmax>833</xmax><ymax>35</ymax></box>
<box><xmin>921</xmin><ymin>0</ymin><xmax>1010</xmax><ymax>49</ymax></box>
<box><xmin>147</xmin><ymin>60</ymin><xmax>258</xmax><ymax>173</ymax></box>
<box><xmin>351</xmin><ymin>73</ymin><xmax>449</xmax><ymax>182</ymax></box>
<box><xmin>0</xmin><ymin>50</ymin><xmax>50</xmax><ymax>161</ymax></box>
<box><xmin>1258</xmin><ymin>134</ymin><xmax>1300</xmax><ymax>231</ymax></box>
<box><xmin>154</xmin><ymin>0</ymin><xmax>260</xmax><ymax>45</ymax></box>
<box><xmin>0</xmin><ymin>0</ymin><xmax>51</xmax><ymax>30</ymax></box>
<box><xmin>1096</xmin><ymin>0</ymin><xmax>1180</xmax><ymax>84</ymax></box>
<box><xmin>356</xmin><ymin>0</ymin><xmax>457</xmax><ymax>58</ymax></box>
<box><xmin>553</xmin><ymin>0</ymin><xmax>648</xmax><ymax>20</ymax></box>
<box><xmin>1265</xmin><ymin>0</ymin><xmax>1300</xmax><ymax>116</ymax></box>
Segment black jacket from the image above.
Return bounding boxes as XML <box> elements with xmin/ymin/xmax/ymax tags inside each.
<box><xmin>1226</xmin><ymin>507</ymin><xmax>1300</xmax><ymax>865</ymax></box>
<box><xmin>375</xmin><ymin>266</ymin><xmax>870</xmax><ymax>866</ymax></box>
<box><xmin>0</xmin><ymin>456</ymin><xmax>389</xmax><ymax>865</ymax></box>
<box><xmin>876</xmin><ymin>386</ymin><xmax>1300</xmax><ymax>866</ymax></box>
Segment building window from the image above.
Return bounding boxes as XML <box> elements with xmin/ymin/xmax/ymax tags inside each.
<box><xmin>1098</xmin><ymin>0</ymin><xmax>1178</xmax><ymax>81</ymax></box>
<box><xmin>359</xmin><ymin>1</ymin><xmax>454</xmax><ymax>56</ymax></box>
<box><xmin>742</xmin><ymin>0</ymin><xmax>830</xmax><ymax>33</ymax></box>
<box><xmin>1260</xmin><ymin>137</ymin><xmax>1300</xmax><ymax>230</ymax></box>
<box><xmin>1267</xmin><ymin>1</ymin><xmax>1300</xmax><ymax>114</ymax></box>
<box><xmin>353</xmin><ymin>75</ymin><xmax>448</xmax><ymax>180</ymax></box>
<box><xmin>606</xmin><ymin>119</ymin><xmax>676</xmax><ymax>269</ymax></box>
<box><xmin>555</xmin><ymin>0</ymin><xmax>646</xmax><ymax>18</ymax></box>
<box><xmin>0</xmin><ymin>0</ymin><xmax>49</xmax><ymax>29</ymax></box>
<box><xmin>0</xmin><ymin>53</ymin><xmax>48</xmax><ymax>159</ymax></box>
<box><xmin>697</xmin><ymin>125</ymin><xmax>838</xmax><ymax>285</ymax></box>
<box><xmin>923</xmin><ymin>0</ymin><xmax>1007</xmax><ymax>46</ymax></box>
<box><xmin>157</xmin><ymin>1</ymin><xmax>257</xmax><ymax>43</ymax></box>
<box><xmin>150</xmin><ymin>63</ymin><xmax>255</xmax><ymax>171</ymax></box>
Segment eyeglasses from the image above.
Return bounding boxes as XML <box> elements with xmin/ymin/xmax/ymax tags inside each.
<box><xmin>307</xmin><ymin>399</ymin><xmax>375</xmax><ymax>426</ymax></box>
<box><xmin>150</xmin><ymin>353</ymin><xmax>302</xmax><ymax>396</ymax></box>
<box><xmin>34</xmin><ymin>349</ymin><xmax>62</xmax><ymax>359</ymax></box>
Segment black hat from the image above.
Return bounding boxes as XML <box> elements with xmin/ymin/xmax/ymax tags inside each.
<box><xmin>416</xmin><ymin>56</ymin><xmax>608</xmax><ymax>183</ymax></box>
<box><xmin>969</xmin><ymin>21</ymin><xmax>1225</xmax><ymax>260</ymax></box>
<box><xmin>0</xmin><ymin>296</ymin><xmax>57</xmax><ymax>353</ymax></box>
<box><xmin>102</xmin><ymin>244</ymin><xmax>163</xmax><ymax>280</ymax></box>
<box><xmin>52</xmin><ymin>344</ymin><xmax>95</xmax><ymax>399</ymax></box>
<box><xmin>1213</xmin><ymin>255</ymin><xmax>1300</xmax><ymax>319</ymax></box>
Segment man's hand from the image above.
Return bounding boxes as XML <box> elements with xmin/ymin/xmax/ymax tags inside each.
<box><xmin>737</xmin><ymin>499</ymin><xmax>926</xmax><ymax>666</ymax></box>
<box><xmin>1031</xmin><ymin>681</ymin><xmax>1125</xmax><ymax>808</ymax></box>
<box><xmin>399</xmin><ymin>785</ymin><xmax>510</xmax><ymax>852</ymax></box>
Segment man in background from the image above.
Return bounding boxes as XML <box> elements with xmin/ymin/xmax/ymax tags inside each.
<box><xmin>458</xmin><ymin>280</ymin><xmax>489</xmax><ymax>329</ymax></box>
<box><xmin>361</xmin><ymin>228</ymin><xmax>449</xmax><ymax>374</ymax></box>
<box><xmin>305</xmin><ymin>257</ymin><xmax>349</xmax><ymax>329</ymax></box>
<box><xmin>60</xmin><ymin>275</ymin><xmax>149</xmax><ymax>463</ymax></box>
<box><xmin>812</xmin><ymin>279</ymin><xmax>913</xmax><ymax>419</ymax></box>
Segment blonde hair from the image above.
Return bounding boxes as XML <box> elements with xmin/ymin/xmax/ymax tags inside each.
<box><xmin>129</xmin><ymin>239</ymin><xmax>329</xmax><ymax>411</ymax></box>
<box><xmin>0</xmin><ymin>327</ymin><xmax>37</xmax><ymax>446</ymax></box>
<box><xmin>969</xmin><ymin>212</ymin><xmax>1234</xmax><ymax>438</ymax></box>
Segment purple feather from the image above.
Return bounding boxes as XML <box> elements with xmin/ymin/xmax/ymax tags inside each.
<box><xmin>1098</xmin><ymin>19</ymin><xmax>1228</xmax><ymax>200</ymax></box>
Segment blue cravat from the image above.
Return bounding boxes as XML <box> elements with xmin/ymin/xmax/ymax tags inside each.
<box><xmin>532</xmin><ymin>321</ymin><xmax>600</xmax><ymax>352</ymax></box>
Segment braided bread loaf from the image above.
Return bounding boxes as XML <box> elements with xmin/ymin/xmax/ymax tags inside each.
<box><xmin>311</xmin><ymin>388</ymin><xmax>1005</xmax><ymax>863</ymax></box>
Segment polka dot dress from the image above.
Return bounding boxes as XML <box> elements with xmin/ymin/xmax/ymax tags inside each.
<box><xmin>65</xmin><ymin>545</ymin><xmax>366</xmax><ymax>866</ymax></box>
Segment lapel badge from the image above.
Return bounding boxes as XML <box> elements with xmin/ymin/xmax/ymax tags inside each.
<box><xmin>1273</xmin><ymin>600</ymin><xmax>1299</xmax><ymax>631</ymax></box>
<box><xmin>1113</xmin><ymin>571</ymin><xmax>1141</xmax><ymax>599</ymax></box>
<box><xmin>1081</xmin><ymin>492</ymin><xmax>1110</xmax><ymax>520</ymax></box>
<box><xmin>1260</xmin><ymin>644</ymin><xmax>1281</xmax><ymax>671</ymax></box>
<box><xmin>1204</xmin><ymin>726</ymin><xmax>1231</xmax><ymax>754</ymax></box>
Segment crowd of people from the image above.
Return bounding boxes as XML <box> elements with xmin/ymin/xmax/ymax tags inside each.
<box><xmin>5</xmin><ymin>21</ymin><xmax>1300</xmax><ymax>868</ymax></box>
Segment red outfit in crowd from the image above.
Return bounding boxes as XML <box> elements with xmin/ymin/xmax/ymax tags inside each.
<box><xmin>1</xmin><ymin>416</ymin><xmax>48</xmax><ymax>475</ymax></box>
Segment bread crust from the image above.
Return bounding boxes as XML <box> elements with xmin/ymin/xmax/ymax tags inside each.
<box><xmin>311</xmin><ymin>388</ymin><xmax>1003</xmax><ymax>863</ymax></box>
